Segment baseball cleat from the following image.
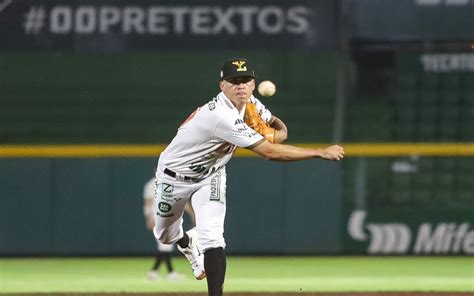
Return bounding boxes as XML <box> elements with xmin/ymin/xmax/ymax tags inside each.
<box><xmin>178</xmin><ymin>228</ymin><xmax>206</xmax><ymax>280</ymax></box>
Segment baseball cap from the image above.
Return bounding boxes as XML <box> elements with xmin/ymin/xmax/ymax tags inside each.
<box><xmin>220</xmin><ymin>58</ymin><xmax>256</xmax><ymax>81</ymax></box>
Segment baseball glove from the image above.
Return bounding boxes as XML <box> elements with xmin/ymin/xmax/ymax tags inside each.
<box><xmin>244</xmin><ymin>101</ymin><xmax>275</xmax><ymax>143</ymax></box>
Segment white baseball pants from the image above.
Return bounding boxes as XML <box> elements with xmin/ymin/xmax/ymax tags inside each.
<box><xmin>153</xmin><ymin>169</ymin><xmax>227</xmax><ymax>253</ymax></box>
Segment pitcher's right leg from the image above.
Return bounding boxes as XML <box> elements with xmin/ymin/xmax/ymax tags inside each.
<box><xmin>191</xmin><ymin>171</ymin><xmax>227</xmax><ymax>295</ymax></box>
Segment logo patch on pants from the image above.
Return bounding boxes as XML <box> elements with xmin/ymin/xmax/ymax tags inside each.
<box><xmin>156</xmin><ymin>201</ymin><xmax>174</xmax><ymax>218</ymax></box>
<box><xmin>210</xmin><ymin>171</ymin><xmax>221</xmax><ymax>201</ymax></box>
<box><xmin>158</xmin><ymin>202</ymin><xmax>172</xmax><ymax>213</ymax></box>
<box><xmin>161</xmin><ymin>183</ymin><xmax>173</xmax><ymax>197</ymax></box>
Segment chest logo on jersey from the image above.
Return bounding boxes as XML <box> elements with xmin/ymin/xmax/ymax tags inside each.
<box><xmin>232</xmin><ymin>61</ymin><xmax>247</xmax><ymax>71</ymax></box>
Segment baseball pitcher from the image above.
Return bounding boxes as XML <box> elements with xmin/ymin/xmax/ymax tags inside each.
<box><xmin>153</xmin><ymin>57</ymin><xmax>344</xmax><ymax>296</ymax></box>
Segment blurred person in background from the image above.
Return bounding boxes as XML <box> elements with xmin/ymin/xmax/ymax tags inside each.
<box><xmin>143</xmin><ymin>177</ymin><xmax>195</xmax><ymax>281</ymax></box>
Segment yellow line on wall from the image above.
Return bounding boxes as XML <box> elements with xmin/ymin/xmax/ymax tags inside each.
<box><xmin>333</xmin><ymin>143</ymin><xmax>474</xmax><ymax>157</ymax></box>
<box><xmin>0</xmin><ymin>143</ymin><xmax>473</xmax><ymax>158</ymax></box>
<box><xmin>236</xmin><ymin>143</ymin><xmax>474</xmax><ymax>157</ymax></box>
<box><xmin>0</xmin><ymin>145</ymin><xmax>167</xmax><ymax>158</ymax></box>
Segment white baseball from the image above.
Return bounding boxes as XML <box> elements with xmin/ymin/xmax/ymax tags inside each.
<box><xmin>258</xmin><ymin>80</ymin><xmax>276</xmax><ymax>97</ymax></box>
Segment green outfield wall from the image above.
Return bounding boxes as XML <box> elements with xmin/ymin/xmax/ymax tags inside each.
<box><xmin>1</xmin><ymin>149</ymin><xmax>473</xmax><ymax>256</ymax></box>
<box><xmin>0</xmin><ymin>158</ymin><xmax>342</xmax><ymax>256</ymax></box>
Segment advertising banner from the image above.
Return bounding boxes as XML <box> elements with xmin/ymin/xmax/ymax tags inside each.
<box><xmin>346</xmin><ymin>208</ymin><xmax>474</xmax><ymax>255</ymax></box>
<box><xmin>352</xmin><ymin>0</ymin><xmax>474</xmax><ymax>41</ymax></box>
<box><xmin>0</xmin><ymin>0</ymin><xmax>338</xmax><ymax>52</ymax></box>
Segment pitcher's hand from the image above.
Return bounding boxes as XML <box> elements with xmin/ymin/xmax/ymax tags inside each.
<box><xmin>321</xmin><ymin>145</ymin><xmax>345</xmax><ymax>161</ymax></box>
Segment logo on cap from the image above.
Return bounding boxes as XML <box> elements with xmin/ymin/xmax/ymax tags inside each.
<box><xmin>232</xmin><ymin>61</ymin><xmax>247</xmax><ymax>72</ymax></box>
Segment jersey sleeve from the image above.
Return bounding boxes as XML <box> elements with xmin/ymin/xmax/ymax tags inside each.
<box><xmin>214</xmin><ymin>116</ymin><xmax>264</xmax><ymax>148</ymax></box>
<box><xmin>250</xmin><ymin>96</ymin><xmax>273</xmax><ymax>123</ymax></box>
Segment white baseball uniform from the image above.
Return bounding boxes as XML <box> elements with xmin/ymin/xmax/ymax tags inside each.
<box><xmin>153</xmin><ymin>92</ymin><xmax>272</xmax><ymax>252</ymax></box>
<box><xmin>144</xmin><ymin>178</ymin><xmax>174</xmax><ymax>252</ymax></box>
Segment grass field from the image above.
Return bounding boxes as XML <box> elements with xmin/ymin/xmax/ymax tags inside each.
<box><xmin>0</xmin><ymin>256</ymin><xmax>472</xmax><ymax>294</ymax></box>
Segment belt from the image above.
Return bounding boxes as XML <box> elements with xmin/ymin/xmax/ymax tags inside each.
<box><xmin>164</xmin><ymin>168</ymin><xmax>201</xmax><ymax>183</ymax></box>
